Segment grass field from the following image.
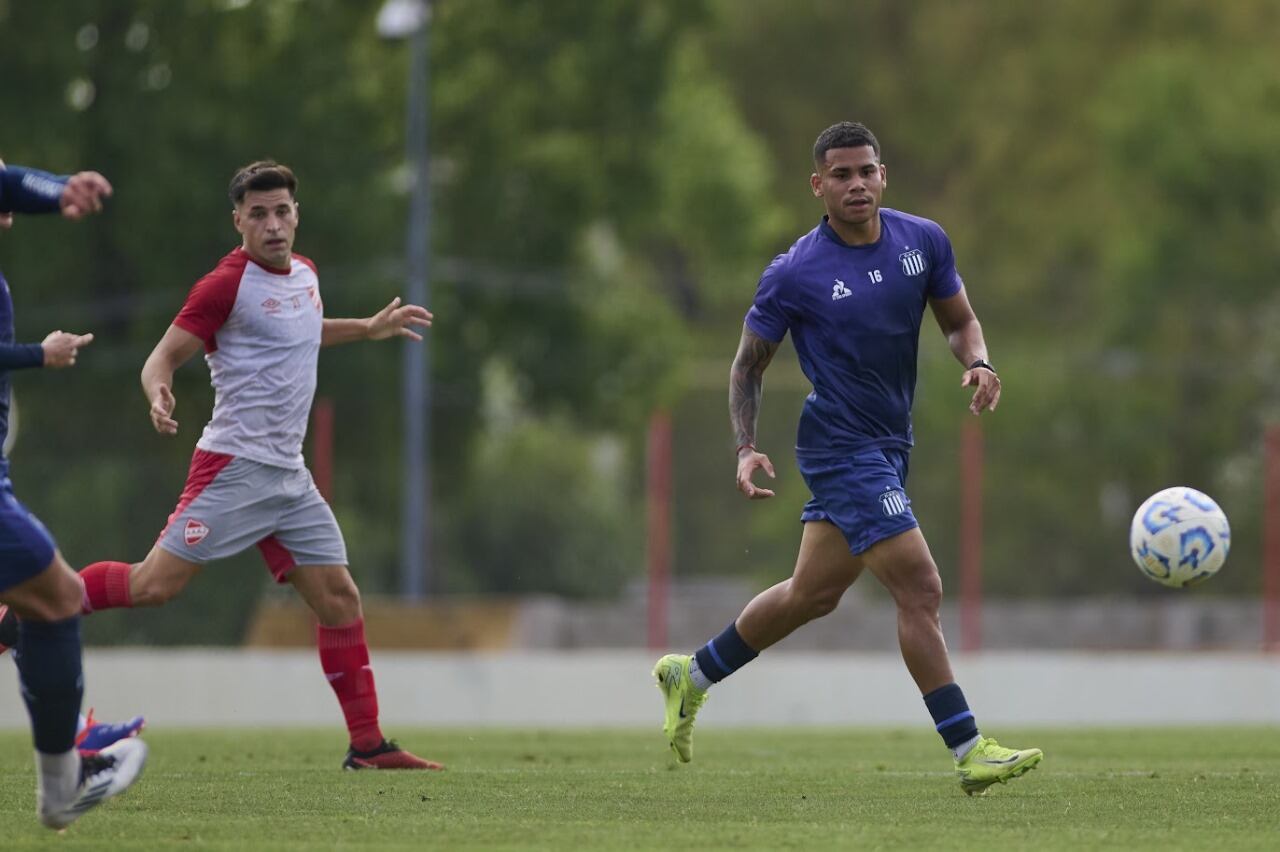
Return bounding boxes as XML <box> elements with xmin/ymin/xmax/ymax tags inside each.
<box><xmin>3</xmin><ymin>727</ymin><xmax>1278</xmax><ymax>850</ymax></box>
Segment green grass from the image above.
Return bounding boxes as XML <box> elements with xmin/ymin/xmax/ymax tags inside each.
<box><xmin>3</xmin><ymin>727</ymin><xmax>1279</xmax><ymax>850</ymax></box>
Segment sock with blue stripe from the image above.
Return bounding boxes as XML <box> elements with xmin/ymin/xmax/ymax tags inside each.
<box><xmin>691</xmin><ymin>622</ymin><xmax>758</xmax><ymax>688</ymax></box>
<box><xmin>15</xmin><ymin>616</ymin><xmax>85</xmax><ymax>755</ymax></box>
<box><xmin>923</xmin><ymin>682</ymin><xmax>981</xmax><ymax>760</ymax></box>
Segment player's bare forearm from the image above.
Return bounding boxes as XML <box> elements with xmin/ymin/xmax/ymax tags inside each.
<box><xmin>140</xmin><ymin>349</ymin><xmax>179</xmax><ymax>435</ymax></box>
<box><xmin>945</xmin><ymin>314</ymin><xmax>1001</xmax><ymax>414</ymax></box>
<box><xmin>930</xmin><ymin>289</ymin><xmax>1000</xmax><ymax>414</ymax></box>
<box><xmin>729</xmin><ymin>325</ymin><xmax>779</xmax><ymax>450</ymax></box>
<box><xmin>929</xmin><ymin>288</ymin><xmax>987</xmax><ymax>367</ymax></box>
<box><xmin>140</xmin><ymin>349</ymin><xmax>174</xmax><ymax>399</ymax></box>
<box><xmin>945</xmin><ymin>316</ymin><xmax>988</xmax><ymax>369</ymax></box>
<box><xmin>320</xmin><ymin>317</ymin><xmax>370</xmax><ymax>347</ymax></box>
<box><xmin>322</xmin><ymin>298</ymin><xmax>433</xmax><ymax>348</ymax></box>
<box><xmin>141</xmin><ymin>325</ymin><xmax>202</xmax><ymax>434</ymax></box>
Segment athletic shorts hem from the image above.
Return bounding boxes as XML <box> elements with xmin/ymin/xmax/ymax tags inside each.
<box><xmin>155</xmin><ymin>540</ymin><xmax>211</xmax><ymax>566</ymax></box>
<box><xmin>801</xmin><ymin>511</ymin><xmax>919</xmax><ymax>555</ymax></box>
<box><xmin>0</xmin><ymin>553</ymin><xmax>55</xmax><ymax>593</ymax></box>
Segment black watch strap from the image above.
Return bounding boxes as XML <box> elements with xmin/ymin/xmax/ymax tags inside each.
<box><xmin>969</xmin><ymin>358</ymin><xmax>997</xmax><ymax>374</ymax></box>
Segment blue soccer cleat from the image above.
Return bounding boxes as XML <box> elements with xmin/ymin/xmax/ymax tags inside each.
<box><xmin>75</xmin><ymin>709</ymin><xmax>146</xmax><ymax>756</ymax></box>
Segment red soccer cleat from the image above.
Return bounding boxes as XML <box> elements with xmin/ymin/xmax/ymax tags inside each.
<box><xmin>341</xmin><ymin>739</ymin><xmax>444</xmax><ymax>771</ymax></box>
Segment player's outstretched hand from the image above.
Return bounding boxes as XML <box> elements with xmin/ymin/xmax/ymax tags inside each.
<box><xmin>41</xmin><ymin>330</ymin><xmax>94</xmax><ymax>369</ymax></box>
<box><xmin>736</xmin><ymin>448</ymin><xmax>777</xmax><ymax>500</ymax></box>
<box><xmin>60</xmin><ymin>171</ymin><xmax>113</xmax><ymax>220</ymax></box>
<box><xmin>367</xmin><ymin>297</ymin><xmax>433</xmax><ymax>342</ymax></box>
<box><xmin>149</xmin><ymin>385</ymin><xmax>179</xmax><ymax>435</ymax></box>
<box><xmin>961</xmin><ymin>366</ymin><xmax>1001</xmax><ymax>415</ymax></box>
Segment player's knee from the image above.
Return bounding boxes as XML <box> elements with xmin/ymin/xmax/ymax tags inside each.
<box><xmin>3</xmin><ymin>561</ymin><xmax>82</xmax><ymax>621</ymax></box>
<box><xmin>316</xmin><ymin>573</ymin><xmax>362</xmax><ymax>624</ymax></box>
<box><xmin>47</xmin><ymin>566</ymin><xmax>85</xmax><ymax>617</ymax></box>
<box><xmin>330</xmin><ymin>580</ymin><xmax>362</xmax><ymax>622</ymax></box>
<box><xmin>791</xmin><ymin>584</ymin><xmax>843</xmax><ymax>620</ymax></box>
<box><xmin>131</xmin><ymin>567</ymin><xmax>183</xmax><ymax>606</ymax></box>
<box><xmin>901</xmin><ymin>573</ymin><xmax>943</xmax><ymax>618</ymax></box>
<box><xmin>328</xmin><ymin>586</ymin><xmax>360</xmax><ymax>618</ymax></box>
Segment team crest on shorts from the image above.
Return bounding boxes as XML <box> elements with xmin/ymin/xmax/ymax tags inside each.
<box><xmin>879</xmin><ymin>489</ymin><xmax>909</xmax><ymax>517</ymax></box>
<box><xmin>184</xmin><ymin>518</ymin><xmax>210</xmax><ymax>546</ymax></box>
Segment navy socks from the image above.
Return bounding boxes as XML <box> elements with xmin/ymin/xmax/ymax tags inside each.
<box><xmin>693</xmin><ymin>622</ymin><xmax>759</xmax><ymax>684</ymax></box>
<box><xmin>923</xmin><ymin>682</ymin><xmax>980</xmax><ymax>750</ymax></box>
<box><xmin>15</xmin><ymin>616</ymin><xmax>84</xmax><ymax>754</ymax></box>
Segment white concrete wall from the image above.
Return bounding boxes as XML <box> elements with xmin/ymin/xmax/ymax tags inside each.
<box><xmin>3</xmin><ymin>650</ymin><xmax>1278</xmax><ymax>729</ymax></box>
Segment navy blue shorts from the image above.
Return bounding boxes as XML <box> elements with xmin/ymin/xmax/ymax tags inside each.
<box><xmin>798</xmin><ymin>448</ymin><xmax>919</xmax><ymax>555</ymax></box>
<box><xmin>0</xmin><ymin>478</ymin><xmax>57</xmax><ymax>593</ymax></box>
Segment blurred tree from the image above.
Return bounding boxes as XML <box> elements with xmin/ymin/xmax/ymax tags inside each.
<box><xmin>702</xmin><ymin>0</ymin><xmax>1280</xmax><ymax>596</ymax></box>
<box><xmin>0</xmin><ymin>0</ymin><xmax>788</xmax><ymax>627</ymax></box>
<box><xmin>2</xmin><ymin>0</ymin><xmax>1278</xmax><ymax>645</ymax></box>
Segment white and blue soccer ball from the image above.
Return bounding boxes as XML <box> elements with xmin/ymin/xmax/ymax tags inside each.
<box><xmin>1129</xmin><ymin>486</ymin><xmax>1230</xmax><ymax>588</ymax></box>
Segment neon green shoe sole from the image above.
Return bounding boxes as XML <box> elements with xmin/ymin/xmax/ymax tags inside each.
<box><xmin>955</xmin><ymin>736</ymin><xmax>1043</xmax><ymax>795</ymax></box>
<box><xmin>652</xmin><ymin>653</ymin><xmax>707</xmax><ymax>763</ymax></box>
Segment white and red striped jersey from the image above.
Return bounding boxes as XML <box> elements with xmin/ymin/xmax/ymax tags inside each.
<box><xmin>173</xmin><ymin>247</ymin><xmax>323</xmax><ymax>470</ymax></box>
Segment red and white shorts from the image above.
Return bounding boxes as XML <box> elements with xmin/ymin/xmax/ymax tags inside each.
<box><xmin>156</xmin><ymin>449</ymin><xmax>348</xmax><ymax>583</ymax></box>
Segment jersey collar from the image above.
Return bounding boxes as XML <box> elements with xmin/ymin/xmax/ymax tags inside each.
<box><xmin>818</xmin><ymin>214</ymin><xmax>883</xmax><ymax>250</ymax></box>
<box><xmin>235</xmin><ymin>246</ymin><xmax>294</xmax><ymax>276</ymax></box>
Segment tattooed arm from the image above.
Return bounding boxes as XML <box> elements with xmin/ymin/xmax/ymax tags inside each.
<box><xmin>730</xmin><ymin>324</ymin><xmax>781</xmax><ymax>499</ymax></box>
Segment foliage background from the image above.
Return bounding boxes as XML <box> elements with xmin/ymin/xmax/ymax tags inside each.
<box><xmin>1</xmin><ymin>0</ymin><xmax>1275</xmax><ymax>643</ymax></box>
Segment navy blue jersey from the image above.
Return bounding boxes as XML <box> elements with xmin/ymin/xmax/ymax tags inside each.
<box><xmin>0</xmin><ymin>165</ymin><xmax>67</xmax><ymax>474</ymax></box>
<box><xmin>745</xmin><ymin>208</ymin><xmax>963</xmax><ymax>459</ymax></box>
<box><xmin>0</xmin><ymin>272</ymin><xmax>45</xmax><ymax>474</ymax></box>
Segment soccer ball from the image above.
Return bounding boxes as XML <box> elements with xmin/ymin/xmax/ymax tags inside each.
<box><xmin>1129</xmin><ymin>486</ymin><xmax>1230</xmax><ymax>588</ymax></box>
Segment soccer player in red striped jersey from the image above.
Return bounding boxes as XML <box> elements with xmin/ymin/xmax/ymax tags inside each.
<box><xmin>67</xmin><ymin>160</ymin><xmax>438</xmax><ymax>770</ymax></box>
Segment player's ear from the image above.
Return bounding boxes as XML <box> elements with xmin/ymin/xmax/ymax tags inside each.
<box><xmin>880</xmin><ymin>163</ymin><xmax>888</xmax><ymax>189</ymax></box>
<box><xmin>231</xmin><ymin>207</ymin><xmax>244</xmax><ymax>234</ymax></box>
<box><xmin>810</xmin><ymin>171</ymin><xmax>822</xmax><ymax>197</ymax></box>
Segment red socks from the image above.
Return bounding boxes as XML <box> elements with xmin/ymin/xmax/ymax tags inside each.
<box><xmin>79</xmin><ymin>562</ymin><xmax>133</xmax><ymax>613</ymax></box>
<box><xmin>317</xmin><ymin>619</ymin><xmax>383</xmax><ymax>751</ymax></box>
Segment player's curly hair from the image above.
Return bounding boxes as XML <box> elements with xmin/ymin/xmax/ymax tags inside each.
<box><xmin>813</xmin><ymin>122</ymin><xmax>880</xmax><ymax>165</ymax></box>
<box><xmin>228</xmin><ymin>160</ymin><xmax>297</xmax><ymax>206</ymax></box>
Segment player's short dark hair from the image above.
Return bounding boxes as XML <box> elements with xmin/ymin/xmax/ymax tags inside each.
<box><xmin>813</xmin><ymin>122</ymin><xmax>881</xmax><ymax>165</ymax></box>
<box><xmin>228</xmin><ymin>160</ymin><xmax>297</xmax><ymax>206</ymax></box>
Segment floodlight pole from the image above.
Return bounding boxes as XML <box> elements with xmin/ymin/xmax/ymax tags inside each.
<box><xmin>399</xmin><ymin>4</ymin><xmax>432</xmax><ymax>600</ymax></box>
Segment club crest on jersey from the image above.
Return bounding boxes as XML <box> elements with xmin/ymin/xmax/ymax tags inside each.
<box><xmin>879</xmin><ymin>489</ymin><xmax>909</xmax><ymax>517</ymax></box>
<box><xmin>831</xmin><ymin>279</ymin><xmax>852</xmax><ymax>301</ymax></box>
<box><xmin>184</xmin><ymin>518</ymin><xmax>210</xmax><ymax>546</ymax></box>
<box><xmin>899</xmin><ymin>248</ymin><xmax>926</xmax><ymax>277</ymax></box>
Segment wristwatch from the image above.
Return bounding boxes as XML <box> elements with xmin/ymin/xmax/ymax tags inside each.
<box><xmin>969</xmin><ymin>358</ymin><xmax>997</xmax><ymax>374</ymax></box>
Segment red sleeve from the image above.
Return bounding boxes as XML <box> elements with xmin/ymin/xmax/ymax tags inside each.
<box><xmin>293</xmin><ymin>252</ymin><xmax>318</xmax><ymax>276</ymax></box>
<box><xmin>173</xmin><ymin>249</ymin><xmax>248</xmax><ymax>353</ymax></box>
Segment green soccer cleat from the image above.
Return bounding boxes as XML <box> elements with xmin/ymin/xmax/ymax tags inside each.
<box><xmin>954</xmin><ymin>736</ymin><xmax>1043</xmax><ymax>795</ymax></box>
<box><xmin>652</xmin><ymin>653</ymin><xmax>707</xmax><ymax>763</ymax></box>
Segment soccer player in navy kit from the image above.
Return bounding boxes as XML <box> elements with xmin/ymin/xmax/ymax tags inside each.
<box><xmin>654</xmin><ymin>122</ymin><xmax>1042</xmax><ymax>794</ymax></box>
<box><xmin>0</xmin><ymin>158</ymin><xmax>148</xmax><ymax>829</ymax></box>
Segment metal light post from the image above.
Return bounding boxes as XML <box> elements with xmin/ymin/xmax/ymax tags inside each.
<box><xmin>378</xmin><ymin>0</ymin><xmax>432</xmax><ymax>599</ymax></box>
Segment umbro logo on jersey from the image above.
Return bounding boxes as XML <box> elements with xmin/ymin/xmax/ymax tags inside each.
<box><xmin>879</xmin><ymin>489</ymin><xmax>909</xmax><ymax>517</ymax></box>
<box><xmin>832</xmin><ymin>279</ymin><xmax>852</xmax><ymax>300</ymax></box>
<box><xmin>184</xmin><ymin>518</ymin><xmax>210</xmax><ymax>546</ymax></box>
<box><xmin>261</xmin><ymin>297</ymin><xmax>283</xmax><ymax>314</ymax></box>
<box><xmin>899</xmin><ymin>248</ymin><xmax>926</xmax><ymax>277</ymax></box>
